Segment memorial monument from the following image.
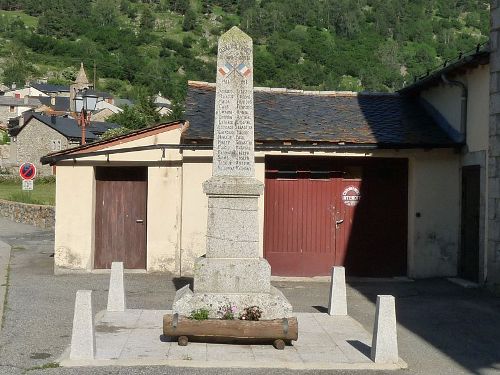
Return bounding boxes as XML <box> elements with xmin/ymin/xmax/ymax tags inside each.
<box><xmin>173</xmin><ymin>26</ymin><xmax>292</xmax><ymax>319</ymax></box>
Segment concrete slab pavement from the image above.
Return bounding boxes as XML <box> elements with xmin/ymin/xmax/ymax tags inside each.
<box><xmin>59</xmin><ymin>309</ymin><xmax>406</xmax><ymax>370</ymax></box>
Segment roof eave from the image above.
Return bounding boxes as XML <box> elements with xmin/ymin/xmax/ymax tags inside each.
<box><xmin>399</xmin><ymin>49</ymin><xmax>490</xmax><ymax>95</ymax></box>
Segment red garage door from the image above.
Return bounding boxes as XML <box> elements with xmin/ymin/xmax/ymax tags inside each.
<box><xmin>264</xmin><ymin>156</ymin><xmax>408</xmax><ymax>277</ymax></box>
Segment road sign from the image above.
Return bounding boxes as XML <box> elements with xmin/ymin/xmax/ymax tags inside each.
<box><xmin>19</xmin><ymin>162</ymin><xmax>36</xmax><ymax>180</ymax></box>
<box><xmin>22</xmin><ymin>180</ymin><xmax>33</xmax><ymax>191</ymax></box>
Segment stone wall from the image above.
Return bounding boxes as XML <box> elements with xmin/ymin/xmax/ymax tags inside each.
<box><xmin>15</xmin><ymin>118</ymin><xmax>71</xmax><ymax>177</ymax></box>
<box><xmin>0</xmin><ymin>106</ymin><xmax>15</xmax><ymax>125</ymax></box>
<box><xmin>0</xmin><ymin>199</ymin><xmax>55</xmax><ymax>229</ymax></box>
<box><xmin>489</xmin><ymin>1</ymin><xmax>500</xmax><ymax>286</ymax></box>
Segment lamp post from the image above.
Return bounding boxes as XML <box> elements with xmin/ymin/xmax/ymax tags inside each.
<box><xmin>74</xmin><ymin>89</ymin><xmax>98</xmax><ymax>145</ymax></box>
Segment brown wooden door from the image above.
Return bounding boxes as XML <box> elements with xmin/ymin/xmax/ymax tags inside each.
<box><xmin>460</xmin><ymin>166</ymin><xmax>480</xmax><ymax>282</ymax></box>
<box><xmin>264</xmin><ymin>156</ymin><xmax>407</xmax><ymax>277</ymax></box>
<box><xmin>94</xmin><ymin>167</ymin><xmax>147</xmax><ymax>269</ymax></box>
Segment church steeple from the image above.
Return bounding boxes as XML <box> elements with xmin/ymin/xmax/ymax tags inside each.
<box><xmin>74</xmin><ymin>62</ymin><xmax>89</xmax><ymax>85</ymax></box>
<box><xmin>70</xmin><ymin>63</ymin><xmax>92</xmax><ymax>112</ymax></box>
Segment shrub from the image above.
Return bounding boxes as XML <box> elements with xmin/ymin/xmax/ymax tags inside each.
<box><xmin>189</xmin><ymin>308</ymin><xmax>209</xmax><ymax>320</ymax></box>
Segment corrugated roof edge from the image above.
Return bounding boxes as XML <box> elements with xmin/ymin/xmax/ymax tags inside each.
<box><xmin>187</xmin><ymin>81</ymin><xmax>398</xmax><ymax>97</ymax></box>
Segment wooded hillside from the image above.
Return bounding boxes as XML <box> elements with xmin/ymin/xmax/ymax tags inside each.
<box><xmin>0</xmin><ymin>0</ymin><xmax>490</xmax><ymax>111</ymax></box>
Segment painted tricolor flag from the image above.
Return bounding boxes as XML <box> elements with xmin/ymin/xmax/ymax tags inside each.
<box><xmin>236</xmin><ymin>63</ymin><xmax>251</xmax><ymax>77</ymax></box>
<box><xmin>218</xmin><ymin>62</ymin><xmax>234</xmax><ymax>77</ymax></box>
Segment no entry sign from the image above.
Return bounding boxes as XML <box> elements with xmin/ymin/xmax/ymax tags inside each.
<box><xmin>19</xmin><ymin>162</ymin><xmax>36</xmax><ymax>180</ymax></box>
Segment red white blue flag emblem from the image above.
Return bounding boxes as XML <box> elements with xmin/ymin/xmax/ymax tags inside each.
<box><xmin>218</xmin><ymin>62</ymin><xmax>234</xmax><ymax>77</ymax></box>
<box><xmin>236</xmin><ymin>63</ymin><xmax>251</xmax><ymax>77</ymax></box>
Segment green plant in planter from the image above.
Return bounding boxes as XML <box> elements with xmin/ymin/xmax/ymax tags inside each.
<box><xmin>189</xmin><ymin>308</ymin><xmax>210</xmax><ymax>320</ymax></box>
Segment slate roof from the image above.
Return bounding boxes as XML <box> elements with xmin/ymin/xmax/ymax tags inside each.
<box><xmin>0</xmin><ymin>96</ymin><xmax>41</xmax><ymax>107</ymax></box>
<box><xmin>115</xmin><ymin>98</ymin><xmax>134</xmax><ymax>107</ymax></box>
<box><xmin>183</xmin><ymin>82</ymin><xmax>458</xmax><ymax>148</ymax></box>
<box><xmin>37</xmin><ymin>96</ymin><xmax>71</xmax><ymax>112</ymax></box>
<box><xmin>30</xmin><ymin>83</ymin><xmax>69</xmax><ymax>94</ymax></box>
<box><xmin>25</xmin><ymin>113</ymin><xmax>119</xmax><ymax>141</ymax></box>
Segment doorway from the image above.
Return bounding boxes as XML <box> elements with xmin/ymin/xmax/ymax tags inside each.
<box><xmin>460</xmin><ymin>165</ymin><xmax>480</xmax><ymax>282</ymax></box>
<box><xmin>94</xmin><ymin>167</ymin><xmax>148</xmax><ymax>269</ymax></box>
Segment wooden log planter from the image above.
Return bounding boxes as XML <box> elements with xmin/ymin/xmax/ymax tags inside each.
<box><xmin>163</xmin><ymin>314</ymin><xmax>298</xmax><ymax>350</ymax></box>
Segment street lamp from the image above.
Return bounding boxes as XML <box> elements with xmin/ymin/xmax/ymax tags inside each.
<box><xmin>74</xmin><ymin>89</ymin><xmax>98</xmax><ymax>145</ymax></box>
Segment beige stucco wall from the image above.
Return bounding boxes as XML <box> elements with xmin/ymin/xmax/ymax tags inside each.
<box><xmin>54</xmin><ymin>165</ymin><xmax>95</xmax><ymax>273</ymax></box>
<box><xmin>420</xmin><ymin>64</ymin><xmax>489</xmax><ymax>152</ymax></box>
<box><xmin>53</xmin><ymin>127</ymin><xmax>183</xmax><ymax>273</ymax></box>
<box><xmin>147</xmin><ymin>165</ymin><xmax>182</xmax><ymax>273</ymax></box>
<box><xmin>407</xmin><ymin>151</ymin><xmax>460</xmax><ymax>278</ymax></box>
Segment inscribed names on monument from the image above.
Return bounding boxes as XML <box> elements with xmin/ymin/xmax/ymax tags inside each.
<box><xmin>212</xmin><ymin>27</ymin><xmax>255</xmax><ymax>177</ymax></box>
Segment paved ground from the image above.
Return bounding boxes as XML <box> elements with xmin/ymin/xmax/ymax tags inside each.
<box><xmin>62</xmin><ymin>310</ymin><xmax>404</xmax><ymax>370</ymax></box>
<box><xmin>0</xmin><ymin>217</ymin><xmax>498</xmax><ymax>374</ymax></box>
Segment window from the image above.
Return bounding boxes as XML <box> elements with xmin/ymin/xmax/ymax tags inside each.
<box><xmin>51</xmin><ymin>140</ymin><xmax>62</xmax><ymax>151</ymax></box>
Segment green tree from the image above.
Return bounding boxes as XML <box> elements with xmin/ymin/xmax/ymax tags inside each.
<box><xmin>108</xmin><ymin>95</ymin><xmax>166</xmax><ymax>129</ymax></box>
<box><xmin>140</xmin><ymin>6</ymin><xmax>156</xmax><ymax>30</ymax></box>
<box><xmin>182</xmin><ymin>8</ymin><xmax>197</xmax><ymax>31</ymax></box>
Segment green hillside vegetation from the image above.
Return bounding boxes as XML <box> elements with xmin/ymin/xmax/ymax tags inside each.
<box><xmin>0</xmin><ymin>0</ymin><xmax>490</xmax><ymax>123</ymax></box>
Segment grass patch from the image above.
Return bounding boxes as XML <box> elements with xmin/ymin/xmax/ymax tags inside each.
<box><xmin>27</xmin><ymin>362</ymin><xmax>60</xmax><ymax>371</ymax></box>
<box><xmin>0</xmin><ymin>10</ymin><xmax>38</xmax><ymax>28</ymax></box>
<box><xmin>0</xmin><ymin>179</ymin><xmax>55</xmax><ymax>205</ymax></box>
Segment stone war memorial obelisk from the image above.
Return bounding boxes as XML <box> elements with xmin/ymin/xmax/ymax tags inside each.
<box><xmin>173</xmin><ymin>26</ymin><xmax>292</xmax><ymax>319</ymax></box>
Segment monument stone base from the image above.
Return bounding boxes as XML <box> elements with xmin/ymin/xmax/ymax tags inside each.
<box><xmin>172</xmin><ymin>283</ymin><xmax>292</xmax><ymax>320</ymax></box>
<box><xmin>193</xmin><ymin>257</ymin><xmax>271</xmax><ymax>293</ymax></box>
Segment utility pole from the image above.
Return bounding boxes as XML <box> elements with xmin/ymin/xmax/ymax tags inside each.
<box><xmin>93</xmin><ymin>61</ymin><xmax>96</xmax><ymax>89</ymax></box>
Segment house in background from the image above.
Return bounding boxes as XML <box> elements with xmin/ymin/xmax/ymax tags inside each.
<box><xmin>30</xmin><ymin>83</ymin><xmax>70</xmax><ymax>97</ymax></box>
<box><xmin>15</xmin><ymin>113</ymin><xmax>118</xmax><ymax>176</ymax></box>
<box><xmin>153</xmin><ymin>92</ymin><xmax>172</xmax><ymax>116</ymax></box>
<box><xmin>0</xmin><ymin>96</ymin><xmax>41</xmax><ymax>127</ymax></box>
<box><xmin>3</xmin><ymin>84</ymin><xmax>48</xmax><ymax>99</ymax></box>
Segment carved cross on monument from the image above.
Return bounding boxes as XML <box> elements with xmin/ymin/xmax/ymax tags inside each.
<box><xmin>173</xmin><ymin>27</ymin><xmax>292</xmax><ymax>320</ymax></box>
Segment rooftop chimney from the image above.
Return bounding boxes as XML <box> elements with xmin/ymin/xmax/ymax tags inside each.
<box><xmin>51</xmin><ymin>115</ymin><xmax>57</xmax><ymax>124</ymax></box>
<box><xmin>50</xmin><ymin>94</ymin><xmax>56</xmax><ymax>106</ymax></box>
<box><xmin>11</xmin><ymin>83</ymin><xmax>16</xmax><ymax>90</ymax></box>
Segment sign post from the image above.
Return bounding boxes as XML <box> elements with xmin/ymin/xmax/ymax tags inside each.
<box><xmin>19</xmin><ymin>162</ymin><xmax>36</xmax><ymax>193</ymax></box>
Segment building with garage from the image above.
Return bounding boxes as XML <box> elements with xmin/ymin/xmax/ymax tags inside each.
<box><xmin>42</xmin><ymin>69</ymin><xmax>491</xmax><ymax>282</ymax></box>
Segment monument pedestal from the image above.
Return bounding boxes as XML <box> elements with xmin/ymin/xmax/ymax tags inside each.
<box><xmin>173</xmin><ymin>176</ymin><xmax>292</xmax><ymax>319</ymax></box>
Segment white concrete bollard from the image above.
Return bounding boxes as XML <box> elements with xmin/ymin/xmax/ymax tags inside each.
<box><xmin>70</xmin><ymin>290</ymin><xmax>95</xmax><ymax>360</ymax></box>
<box><xmin>371</xmin><ymin>295</ymin><xmax>398</xmax><ymax>363</ymax></box>
<box><xmin>328</xmin><ymin>266</ymin><xmax>347</xmax><ymax>316</ymax></box>
<box><xmin>107</xmin><ymin>262</ymin><xmax>126</xmax><ymax>312</ymax></box>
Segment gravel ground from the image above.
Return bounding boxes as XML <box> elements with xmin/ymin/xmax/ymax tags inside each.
<box><xmin>0</xmin><ymin>218</ymin><xmax>499</xmax><ymax>375</ymax></box>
